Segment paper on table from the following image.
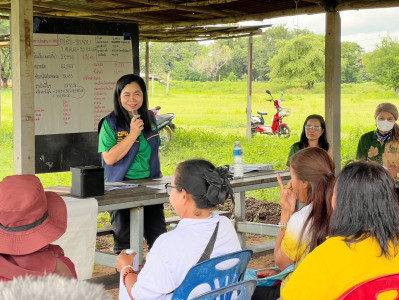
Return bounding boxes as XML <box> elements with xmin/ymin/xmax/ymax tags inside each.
<box><xmin>104</xmin><ymin>182</ymin><xmax>139</xmax><ymax>191</ymax></box>
<box><xmin>146</xmin><ymin>184</ymin><xmax>166</xmax><ymax>191</ymax></box>
<box><xmin>229</xmin><ymin>164</ymin><xmax>274</xmax><ymax>173</ymax></box>
<box><xmin>104</xmin><ymin>182</ymin><xmax>138</xmax><ymax>186</ymax></box>
<box><xmin>151</xmin><ymin>177</ymin><xmax>164</xmax><ymax>181</ymax></box>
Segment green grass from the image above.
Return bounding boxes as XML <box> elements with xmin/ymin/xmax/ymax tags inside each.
<box><xmin>1</xmin><ymin>82</ymin><xmax>398</xmax><ymax>202</ymax></box>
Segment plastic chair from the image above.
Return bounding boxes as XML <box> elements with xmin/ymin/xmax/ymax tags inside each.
<box><xmin>191</xmin><ymin>279</ymin><xmax>257</xmax><ymax>300</ymax></box>
<box><xmin>171</xmin><ymin>249</ymin><xmax>253</xmax><ymax>300</ymax></box>
<box><xmin>337</xmin><ymin>273</ymin><xmax>399</xmax><ymax>300</ymax></box>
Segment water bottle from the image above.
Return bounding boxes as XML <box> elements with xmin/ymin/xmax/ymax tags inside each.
<box><xmin>233</xmin><ymin>141</ymin><xmax>244</xmax><ymax>178</ymax></box>
<box><xmin>119</xmin><ymin>249</ymin><xmax>140</xmax><ymax>300</ymax></box>
<box><xmin>125</xmin><ymin>249</ymin><xmax>139</xmax><ymax>271</ymax></box>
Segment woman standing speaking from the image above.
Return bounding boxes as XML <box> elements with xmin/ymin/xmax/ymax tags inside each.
<box><xmin>98</xmin><ymin>74</ymin><xmax>166</xmax><ymax>254</ymax></box>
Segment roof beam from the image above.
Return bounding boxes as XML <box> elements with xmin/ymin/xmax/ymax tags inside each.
<box><xmin>31</xmin><ymin>2</ymin><xmax>158</xmax><ymax>23</ymax></box>
<box><xmin>130</xmin><ymin>0</ymin><xmax>233</xmax><ymax>17</ymax></box>
<box><xmin>140</xmin><ymin>5</ymin><xmax>325</xmax><ymax>30</ymax></box>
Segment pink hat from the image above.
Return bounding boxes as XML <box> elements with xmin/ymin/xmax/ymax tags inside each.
<box><xmin>0</xmin><ymin>175</ymin><xmax>67</xmax><ymax>255</ymax></box>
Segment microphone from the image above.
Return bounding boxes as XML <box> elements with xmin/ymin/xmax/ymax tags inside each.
<box><xmin>133</xmin><ymin>110</ymin><xmax>139</xmax><ymax>118</ymax></box>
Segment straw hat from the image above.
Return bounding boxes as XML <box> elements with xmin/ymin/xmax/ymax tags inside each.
<box><xmin>0</xmin><ymin>175</ymin><xmax>67</xmax><ymax>255</ymax></box>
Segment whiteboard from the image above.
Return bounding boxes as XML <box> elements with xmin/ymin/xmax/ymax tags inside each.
<box><xmin>33</xmin><ymin>33</ymin><xmax>133</xmax><ymax>135</ymax></box>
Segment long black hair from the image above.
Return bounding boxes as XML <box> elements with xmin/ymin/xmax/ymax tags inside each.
<box><xmin>290</xmin><ymin>147</ymin><xmax>335</xmax><ymax>256</ymax></box>
<box><xmin>299</xmin><ymin>114</ymin><xmax>329</xmax><ymax>151</ymax></box>
<box><xmin>113</xmin><ymin>74</ymin><xmax>153</xmax><ymax>132</ymax></box>
<box><xmin>330</xmin><ymin>161</ymin><xmax>399</xmax><ymax>258</ymax></box>
<box><xmin>174</xmin><ymin>159</ymin><xmax>234</xmax><ymax>209</ymax></box>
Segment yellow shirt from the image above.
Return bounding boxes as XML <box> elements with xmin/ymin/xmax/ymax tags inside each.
<box><xmin>280</xmin><ymin>204</ymin><xmax>312</xmax><ymax>289</ymax></box>
<box><xmin>282</xmin><ymin>236</ymin><xmax>399</xmax><ymax>300</ymax></box>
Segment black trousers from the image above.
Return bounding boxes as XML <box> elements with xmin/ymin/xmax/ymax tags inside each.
<box><xmin>251</xmin><ymin>284</ymin><xmax>280</xmax><ymax>300</ymax></box>
<box><xmin>110</xmin><ymin>204</ymin><xmax>167</xmax><ymax>254</ymax></box>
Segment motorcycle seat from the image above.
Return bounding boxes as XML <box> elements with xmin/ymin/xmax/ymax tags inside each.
<box><xmin>257</xmin><ymin>111</ymin><xmax>268</xmax><ymax>115</ymax></box>
<box><xmin>155</xmin><ymin>114</ymin><xmax>174</xmax><ymax>124</ymax></box>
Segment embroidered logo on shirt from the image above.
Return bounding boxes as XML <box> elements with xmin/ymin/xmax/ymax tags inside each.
<box><xmin>117</xmin><ymin>131</ymin><xmax>129</xmax><ymax>143</ymax></box>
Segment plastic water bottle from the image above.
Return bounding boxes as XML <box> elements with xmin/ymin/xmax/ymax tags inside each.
<box><xmin>125</xmin><ymin>249</ymin><xmax>139</xmax><ymax>271</ymax></box>
<box><xmin>233</xmin><ymin>141</ymin><xmax>244</xmax><ymax>178</ymax></box>
<box><xmin>119</xmin><ymin>249</ymin><xmax>140</xmax><ymax>300</ymax></box>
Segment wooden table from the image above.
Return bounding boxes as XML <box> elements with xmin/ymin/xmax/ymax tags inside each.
<box><xmin>92</xmin><ymin>170</ymin><xmax>290</xmax><ymax>267</ymax></box>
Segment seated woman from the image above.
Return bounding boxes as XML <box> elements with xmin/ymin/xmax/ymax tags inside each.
<box><xmin>252</xmin><ymin>147</ymin><xmax>335</xmax><ymax>300</ymax></box>
<box><xmin>356</xmin><ymin>102</ymin><xmax>399</xmax><ymax>178</ymax></box>
<box><xmin>116</xmin><ymin>159</ymin><xmax>241</xmax><ymax>300</ymax></box>
<box><xmin>282</xmin><ymin>161</ymin><xmax>399</xmax><ymax>299</ymax></box>
<box><xmin>0</xmin><ymin>175</ymin><xmax>77</xmax><ymax>281</ymax></box>
<box><xmin>286</xmin><ymin>114</ymin><xmax>330</xmax><ymax>167</ymax></box>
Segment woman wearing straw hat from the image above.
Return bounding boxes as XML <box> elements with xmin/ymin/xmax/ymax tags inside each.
<box><xmin>356</xmin><ymin>102</ymin><xmax>399</xmax><ymax>179</ymax></box>
<box><xmin>0</xmin><ymin>175</ymin><xmax>77</xmax><ymax>281</ymax></box>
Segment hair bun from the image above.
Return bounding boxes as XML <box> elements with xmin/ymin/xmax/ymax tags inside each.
<box><xmin>202</xmin><ymin>165</ymin><xmax>234</xmax><ymax>206</ymax></box>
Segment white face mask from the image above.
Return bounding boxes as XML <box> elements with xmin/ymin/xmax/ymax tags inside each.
<box><xmin>376</xmin><ymin>119</ymin><xmax>395</xmax><ymax>132</ymax></box>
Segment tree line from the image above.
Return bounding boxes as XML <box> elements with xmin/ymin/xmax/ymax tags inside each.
<box><xmin>0</xmin><ymin>21</ymin><xmax>397</xmax><ymax>92</ymax></box>
<box><xmin>139</xmin><ymin>25</ymin><xmax>399</xmax><ymax>92</ymax></box>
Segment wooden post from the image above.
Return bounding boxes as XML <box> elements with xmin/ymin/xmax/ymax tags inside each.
<box><xmin>325</xmin><ymin>11</ymin><xmax>341</xmax><ymax>172</ymax></box>
<box><xmin>145</xmin><ymin>41</ymin><xmax>149</xmax><ymax>88</ymax></box>
<box><xmin>152</xmin><ymin>75</ymin><xmax>154</xmax><ymax>97</ymax></box>
<box><xmin>246</xmin><ymin>36</ymin><xmax>253</xmax><ymax>142</ymax></box>
<box><xmin>11</xmin><ymin>0</ymin><xmax>35</xmax><ymax>174</ymax></box>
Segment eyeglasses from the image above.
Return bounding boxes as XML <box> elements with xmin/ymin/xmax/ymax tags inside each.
<box><xmin>304</xmin><ymin>125</ymin><xmax>322</xmax><ymax>131</ymax></box>
<box><xmin>165</xmin><ymin>183</ymin><xmax>178</xmax><ymax>195</ymax></box>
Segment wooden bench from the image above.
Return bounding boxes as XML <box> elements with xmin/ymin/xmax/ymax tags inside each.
<box><xmin>97</xmin><ymin>210</ymin><xmax>232</xmax><ymax>237</ymax></box>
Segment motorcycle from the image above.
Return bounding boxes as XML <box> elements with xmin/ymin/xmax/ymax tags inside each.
<box><xmin>251</xmin><ymin>90</ymin><xmax>291</xmax><ymax>138</ymax></box>
<box><xmin>151</xmin><ymin>106</ymin><xmax>176</xmax><ymax>144</ymax></box>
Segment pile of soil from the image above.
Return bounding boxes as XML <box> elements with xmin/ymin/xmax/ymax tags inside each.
<box><xmin>223</xmin><ymin>197</ymin><xmax>281</xmax><ymax>224</ymax></box>
<box><xmin>164</xmin><ymin>197</ymin><xmax>281</xmax><ymax>224</ymax></box>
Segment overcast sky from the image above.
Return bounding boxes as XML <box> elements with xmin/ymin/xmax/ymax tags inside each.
<box><xmin>246</xmin><ymin>7</ymin><xmax>399</xmax><ymax>53</ymax></box>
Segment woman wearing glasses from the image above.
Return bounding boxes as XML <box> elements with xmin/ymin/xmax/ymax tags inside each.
<box><xmin>116</xmin><ymin>159</ymin><xmax>241</xmax><ymax>300</ymax></box>
<box><xmin>286</xmin><ymin>114</ymin><xmax>330</xmax><ymax>167</ymax></box>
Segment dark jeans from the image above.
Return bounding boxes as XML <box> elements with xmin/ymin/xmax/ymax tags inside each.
<box><xmin>251</xmin><ymin>284</ymin><xmax>281</xmax><ymax>300</ymax></box>
<box><xmin>110</xmin><ymin>204</ymin><xmax>167</xmax><ymax>254</ymax></box>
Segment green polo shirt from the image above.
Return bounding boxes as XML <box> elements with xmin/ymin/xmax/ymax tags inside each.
<box><xmin>286</xmin><ymin>142</ymin><xmax>301</xmax><ymax>167</ymax></box>
<box><xmin>98</xmin><ymin>119</ymin><xmax>151</xmax><ymax>179</ymax></box>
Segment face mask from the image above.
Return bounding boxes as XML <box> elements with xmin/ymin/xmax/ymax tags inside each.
<box><xmin>376</xmin><ymin>119</ymin><xmax>395</xmax><ymax>132</ymax></box>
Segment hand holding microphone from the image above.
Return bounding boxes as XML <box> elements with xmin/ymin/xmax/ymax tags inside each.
<box><xmin>130</xmin><ymin>110</ymin><xmax>144</xmax><ymax>137</ymax></box>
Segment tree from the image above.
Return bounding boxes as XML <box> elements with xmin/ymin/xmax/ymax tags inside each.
<box><xmin>253</xmin><ymin>25</ymin><xmax>298</xmax><ymax>81</ymax></box>
<box><xmin>192</xmin><ymin>43</ymin><xmax>231</xmax><ymax>81</ymax></box>
<box><xmin>341</xmin><ymin>42</ymin><xmax>363</xmax><ymax>83</ymax></box>
<box><xmin>268</xmin><ymin>33</ymin><xmax>325</xmax><ymax>88</ymax></box>
<box><xmin>0</xmin><ymin>49</ymin><xmax>11</xmax><ymax>87</ymax></box>
<box><xmin>218</xmin><ymin>38</ymin><xmax>247</xmax><ymax>80</ymax></box>
<box><xmin>0</xmin><ymin>19</ymin><xmax>10</xmax><ymax>87</ymax></box>
<box><xmin>362</xmin><ymin>36</ymin><xmax>399</xmax><ymax>93</ymax></box>
<box><xmin>139</xmin><ymin>42</ymin><xmax>206</xmax><ymax>81</ymax></box>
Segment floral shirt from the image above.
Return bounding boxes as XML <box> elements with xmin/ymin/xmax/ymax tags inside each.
<box><xmin>356</xmin><ymin>130</ymin><xmax>399</xmax><ymax>168</ymax></box>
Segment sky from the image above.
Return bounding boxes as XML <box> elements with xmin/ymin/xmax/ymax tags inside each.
<box><xmin>243</xmin><ymin>7</ymin><xmax>399</xmax><ymax>53</ymax></box>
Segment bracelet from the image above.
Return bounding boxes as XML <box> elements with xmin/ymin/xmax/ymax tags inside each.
<box><xmin>120</xmin><ymin>265</ymin><xmax>133</xmax><ymax>275</ymax></box>
<box><xmin>278</xmin><ymin>222</ymin><xmax>287</xmax><ymax>228</ymax></box>
<box><xmin>122</xmin><ymin>269</ymin><xmax>135</xmax><ymax>287</ymax></box>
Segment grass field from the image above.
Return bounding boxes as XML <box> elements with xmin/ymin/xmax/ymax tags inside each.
<box><xmin>1</xmin><ymin>81</ymin><xmax>398</xmax><ymax>202</ymax></box>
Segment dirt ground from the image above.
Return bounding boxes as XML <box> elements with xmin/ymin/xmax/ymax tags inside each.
<box><xmin>93</xmin><ymin>197</ymin><xmax>281</xmax><ymax>299</ymax></box>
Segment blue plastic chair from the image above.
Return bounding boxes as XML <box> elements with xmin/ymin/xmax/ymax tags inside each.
<box><xmin>191</xmin><ymin>279</ymin><xmax>257</xmax><ymax>300</ymax></box>
<box><xmin>172</xmin><ymin>249</ymin><xmax>253</xmax><ymax>300</ymax></box>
